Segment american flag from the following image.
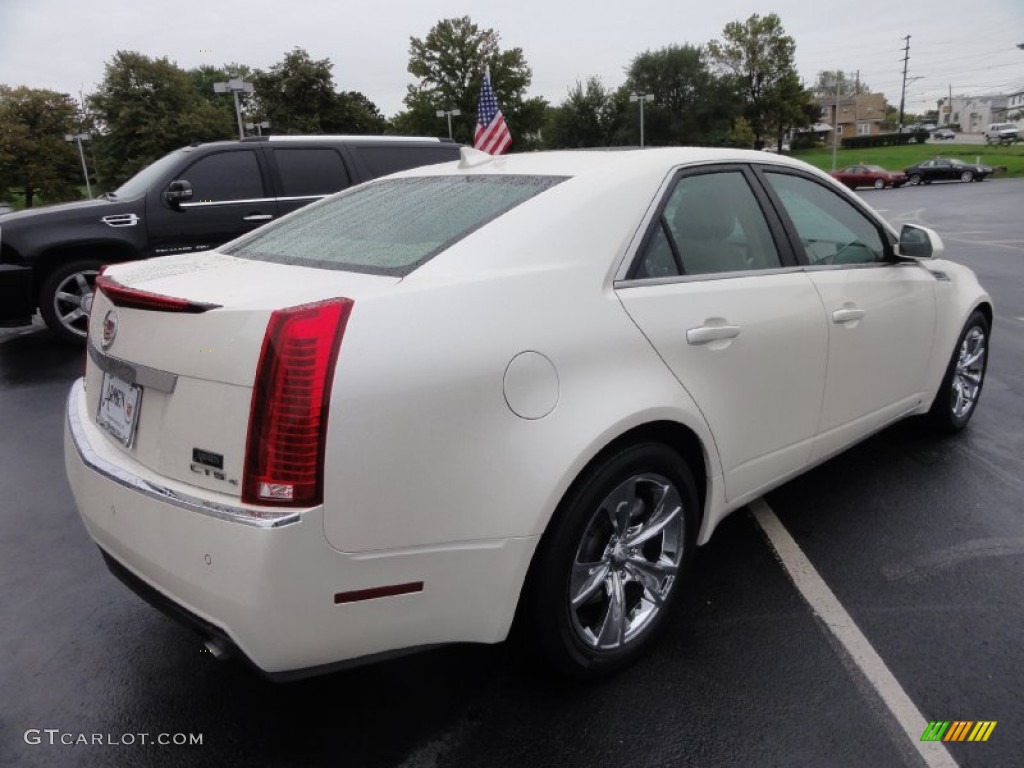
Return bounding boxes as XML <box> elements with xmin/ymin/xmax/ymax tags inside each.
<box><xmin>474</xmin><ymin>68</ymin><xmax>512</xmax><ymax>155</ymax></box>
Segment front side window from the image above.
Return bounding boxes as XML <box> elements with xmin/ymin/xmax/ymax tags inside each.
<box><xmin>635</xmin><ymin>170</ymin><xmax>781</xmax><ymax>278</ymax></box>
<box><xmin>178</xmin><ymin>151</ymin><xmax>264</xmax><ymax>203</ymax></box>
<box><xmin>763</xmin><ymin>172</ymin><xmax>886</xmax><ymax>266</ymax></box>
<box><xmin>225</xmin><ymin>175</ymin><xmax>564</xmax><ymax>276</ymax></box>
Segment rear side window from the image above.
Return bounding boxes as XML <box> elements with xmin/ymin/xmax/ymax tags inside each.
<box><xmin>273</xmin><ymin>148</ymin><xmax>351</xmax><ymax>197</ymax></box>
<box><xmin>358</xmin><ymin>146</ymin><xmax>459</xmax><ymax>177</ymax></box>
<box><xmin>224</xmin><ymin>175</ymin><xmax>565</xmax><ymax>276</ymax></box>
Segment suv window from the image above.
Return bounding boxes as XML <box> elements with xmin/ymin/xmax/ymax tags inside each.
<box><xmin>273</xmin><ymin>148</ymin><xmax>351</xmax><ymax>197</ymax></box>
<box><xmin>635</xmin><ymin>170</ymin><xmax>781</xmax><ymax>278</ymax></box>
<box><xmin>358</xmin><ymin>146</ymin><xmax>458</xmax><ymax>177</ymax></box>
<box><xmin>225</xmin><ymin>175</ymin><xmax>564</xmax><ymax>276</ymax></box>
<box><xmin>179</xmin><ymin>150</ymin><xmax>264</xmax><ymax>203</ymax></box>
<box><xmin>764</xmin><ymin>172</ymin><xmax>885</xmax><ymax>265</ymax></box>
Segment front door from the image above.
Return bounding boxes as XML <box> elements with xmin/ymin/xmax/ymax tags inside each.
<box><xmin>757</xmin><ymin>170</ymin><xmax>937</xmax><ymax>461</ymax></box>
<box><xmin>146</xmin><ymin>148</ymin><xmax>278</xmax><ymax>257</ymax></box>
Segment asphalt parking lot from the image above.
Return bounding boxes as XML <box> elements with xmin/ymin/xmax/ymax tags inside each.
<box><xmin>1</xmin><ymin>179</ymin><xmax>1021</xmax><ymax>768</ymax></box>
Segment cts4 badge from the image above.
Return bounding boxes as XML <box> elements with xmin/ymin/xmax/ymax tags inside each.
<box><xmin>101</xmin><ymin>310</ymin><xmax>118</xmax><ymax>350</ymax></box>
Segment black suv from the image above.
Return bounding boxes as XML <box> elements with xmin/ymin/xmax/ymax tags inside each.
<box><xmin>0</xmin><ymin>135</ymin><xmax>460</xmax><ymax>342</ymax></box>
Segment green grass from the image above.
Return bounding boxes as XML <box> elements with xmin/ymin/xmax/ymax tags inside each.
<box><xmin>792</xmin><ymin>142</ymin><xmax>1024</xmax><ymax>178</ymax></box>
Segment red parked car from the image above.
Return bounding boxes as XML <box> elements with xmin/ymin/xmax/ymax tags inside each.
<box><xmin>830</xmin><ymin>164</ymin><xmax>908</xmax><ymax>190</ymax></box>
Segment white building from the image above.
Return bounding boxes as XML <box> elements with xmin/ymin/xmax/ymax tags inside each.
<box><xmin>938</xmin><ymin>95</ymin><xmax>1008</xmax><ymax>132</ymax></box>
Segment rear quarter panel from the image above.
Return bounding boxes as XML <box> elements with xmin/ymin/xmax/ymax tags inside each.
<box><xmin>321</xmin><ymin>171</ymin><xmax>718</xmax><ymax>553</ymax></box>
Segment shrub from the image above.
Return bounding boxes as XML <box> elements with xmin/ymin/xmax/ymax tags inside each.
<box><xmin>840</xmin><ymin>131</ymin><xmax>929</xmax><ymax>149</ymax></box>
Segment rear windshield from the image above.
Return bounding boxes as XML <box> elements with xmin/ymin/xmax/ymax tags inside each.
<box><xmin>224</xmin><ymin>175</ymin><xmax>565</xmax><ymax>276</ymax></box>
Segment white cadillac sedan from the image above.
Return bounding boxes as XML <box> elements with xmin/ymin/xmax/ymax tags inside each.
<box><xmin>66</xmin><ymin>147</ymin><xmax>991</xmax><ymax>680</ymax></box>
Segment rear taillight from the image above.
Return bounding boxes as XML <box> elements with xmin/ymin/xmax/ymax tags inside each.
<box><xmin>242</xmin><ymin>298</ymin><xmax>353</xmax><ymax>508</ymax></box>
<box><xmin>95</xmin><ymin>274</ymin><xmax>221</xmax><ymax>313</ymax></box>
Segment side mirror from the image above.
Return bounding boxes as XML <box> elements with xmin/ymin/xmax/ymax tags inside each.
<box><xmin>163</xmin><ymin>179</ymin><xmax>193</xmax><ymax>209</ymax></box>
<box><xmin>898</xmin><ymin>224</ymin><xmax>944</xmax><ymax>259</ymax></box>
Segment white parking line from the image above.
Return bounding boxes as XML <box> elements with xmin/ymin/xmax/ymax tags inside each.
<box><xmin>749</xmin><ymin>498</ymin><xmax>958</xmax><ymax>768</ymax></box>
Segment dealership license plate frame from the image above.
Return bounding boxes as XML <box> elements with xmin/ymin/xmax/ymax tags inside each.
<box><xmin>96</xmin><ymin>371</ymin><xmax>143</xmax><ymax>448</ymax></box>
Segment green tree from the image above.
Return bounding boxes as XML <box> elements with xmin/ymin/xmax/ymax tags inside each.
<box><xmin>544</xmin><ymin>77</ymin><xmax>617</xmax><ymax>148</ymax></box>
<box><xmin>725</xmin><ymin>116</ymin><xmax>756</xmax><ymax>148</ymax></box>
<box><xmin>0</xmin><ymin>85</ymin><xmax>82</xmax><ymax>207</ymax></box>
<box><xmin>624</xmin><ymin>44</ymin><xmax>740</xmax><ymax>145</ymax></box>
<box><xmin>398</xmin><ymin>16</ymin><xmax>545</xmax><ymax>146</ymax></box>
<box><xmin>89</xmin><ymin>51</ymin><xmax>233</xmax><ymax>187</ymax></box>
<box><xmin>252</xmin><ymin>48</ymin><xmax>386</xmax><ymax>135</ymax></box>
<box><xmin>764</xmin><ymin>72</ymin><xmax>816</xmax><ymax>150</ymax></box>
<box><xmin>189</xmin><ymin>63</ymin><xmax>258</xmax><ymax>129</ymax></box>
<box><xmin>706</xmin><ymin>13</ymin><xmax>803</xmax><ymax>147</ymax></box>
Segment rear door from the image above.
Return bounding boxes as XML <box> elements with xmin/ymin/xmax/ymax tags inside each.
<box><xmin>146</xmin><ymin>148</ymin><xmax>278</xmax><ymax>256</ymax></box>
<box><xmin>756</xmin><ymin>169</ymin><xmax>937</xmax><ymax>461</ymax></box>
<box><xmin>616</xmin><ymin>165</ymin><xmax>828</xmax><ymax>502</ymax></box>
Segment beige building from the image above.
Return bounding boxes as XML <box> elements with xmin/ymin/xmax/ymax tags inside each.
<box><xmin>817</xmin><ymin>93</ymin><xmax>887</xmax><ymax>139</ymax></box>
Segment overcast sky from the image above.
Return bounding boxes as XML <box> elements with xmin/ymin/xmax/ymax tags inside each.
<box><xmin>2</xmin><ymin>0</ymin><xmax>1022</xmax><ymax>120</ymax></box>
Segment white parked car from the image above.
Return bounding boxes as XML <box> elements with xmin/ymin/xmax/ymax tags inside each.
<box><xmin>66</xmin><ymin>147</ymin><xmax>992</xmax><ymax>680</ymax></box>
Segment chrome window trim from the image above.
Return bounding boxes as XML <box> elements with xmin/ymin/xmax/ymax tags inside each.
<box><xmin>275</xmin><ymin>194</ymin><xmax>328</xmax><ymax>203</ymax></box>
<box><xmin>67</xmin><ymin>379</ymin><xmax>301</xmax><ymax>529</ymax></box>
<box><xmin>615</xmin><ymin>260</ymin><xmax>917</xmax><ymax>288</ymax></box>
<box><xmin>88</xmin><ymin>341</ymin><xmax>178</xmax><ymax>394</ymax></box>
<box><xmin>179</xmin><ymin>197</ymin><xmax>277</xmax><ymax>208</ymax></box>
<box><xmin>615</xmin><ymin>265</ymin><xmax>805</xmax><ymax>289</ymax></box>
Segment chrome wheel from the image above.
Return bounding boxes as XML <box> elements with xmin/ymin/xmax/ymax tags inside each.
<box><xmin>52</xmin><ymin>268</ymin><xmax>98</xmax><ymax>339</ymax></box>
<box><xmin>959</xmin><ymin>170</ymin><xmax>974</xmax><ymax>183</ymax></box>
<box><xmin>569</xmin><ymin>473</ymin><xmax>685</xmax><ymax>651</ymax></box>
<box><xmin>873</xmin><ymin>178</ymin><xmax>886</xmax><ymax>189</ymax></box>
<box><xmin>951</xmin><ymin>326</ymin><xmax>986</xmax><ymax>419</ymax></box>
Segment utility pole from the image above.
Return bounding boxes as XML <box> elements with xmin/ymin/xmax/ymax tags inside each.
<box><xmin>898</xmin><ymin>35</ymin><xmax>911</xmax><ymax>132</ymax></box>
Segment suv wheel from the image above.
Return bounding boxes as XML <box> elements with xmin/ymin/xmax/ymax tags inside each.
<box><xmin>39</xmin><ymin>260</ymin><xmax>103</xmax><ymax>344</ymax></box>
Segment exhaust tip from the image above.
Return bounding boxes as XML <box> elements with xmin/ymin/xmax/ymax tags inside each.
<box><xmin>203</xmin><ymin>637</ymin><xmax>231</xmax><ymax>660</ymax></box>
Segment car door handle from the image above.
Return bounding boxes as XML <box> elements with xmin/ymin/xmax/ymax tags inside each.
<box><xmin>242</xmin><ymin>214</ymin><xmax>273</xmax><ymax>221</ymax></box>
<box><xmin>686</xmin><ymin>325</ymin><xmax>741</xmax><ymax>345</ymax></box>
<box><xmin>832</xmin><ymin>308</ymin><xmax>866</xmax><ymax>323</ymax></box>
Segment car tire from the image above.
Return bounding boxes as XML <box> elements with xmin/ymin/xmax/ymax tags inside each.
<box><xmin>524</xmin><ymin>442</ymin><xmax>698</xmax><ymax>679</ymax></box>
<box><xmin>928</xmin><ymin>311</ymin><xmax>989</xmax><ymax>433</ymax></box>
<box><xmin>908</xmin><ymin>174</ymin><xmax>923</xmax><ymax>186</ymax></box>
<box><xmin>38</xmin><ymin>259</ymin><xmax>103</xmax><ymax>344</ymax></box>
<box><xmin>873</xmin><ymin>178</ymin><xmax>886</xmax><ymax>190</ymax></box>
<box><xmin>959</xmin><ymin>170</ymin><xmax>974</xmax><ymax>183</ymax></box>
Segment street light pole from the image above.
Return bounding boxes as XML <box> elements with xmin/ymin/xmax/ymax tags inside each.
<box><xmin>64</xmin><ymin>133</ymin><xmax>92</xmax><ymax>198</ymax></box>
<box><xmin>827</xmin><ymin>80</ymin><xmax>842</xmax><ymax>172</ymax></box>
<box><xmin>213</xmin><ymin>79</ymin><xmax>255</xmax><ymax>140</ymax></box>
<box><xmin>435</xmin><ymin>108</ymin><xmax>461</xmax><ymax>140</ymax></box>
<box><xmin>629</xmin><ymin>92</ymin><xmax>655</xmax><ymax>147</ymax></box>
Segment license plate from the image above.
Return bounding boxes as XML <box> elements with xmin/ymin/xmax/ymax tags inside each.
<box><xmin>96</xmin><ymin>372</ymin><xmax>143</xmax><ymax>447</ymax></box>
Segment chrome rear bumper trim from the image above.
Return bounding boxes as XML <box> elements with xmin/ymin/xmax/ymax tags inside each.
<box><xmin>67</xmin><ymin>378</ymin><xmax>301</xmax><ymax>528</ymax></box>
<box><xmin>88</xmin><ymin>341</ymin><xmax>178</xmax><ymax>394</ymax></box>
